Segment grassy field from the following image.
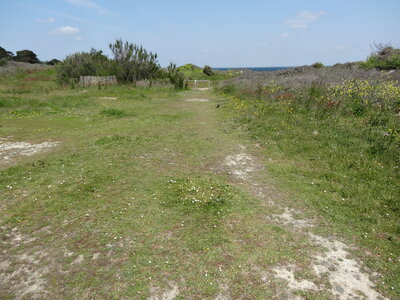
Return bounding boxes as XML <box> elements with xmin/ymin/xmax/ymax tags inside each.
<box><xmin>0</xmin><ymin>67</ymin><xmax>397</xmax><ymax>299</ymax></box>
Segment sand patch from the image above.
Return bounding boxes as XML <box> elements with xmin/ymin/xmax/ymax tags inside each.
<box><xmin>268</xmin><ymin>210</ymin><xmax>388</xmax><ymax>299</ymax></box>
<box><xmin>0</xmin><ymin>138</ymin><xmax>59</xmax><ymax>165</ymax></box>
<box><xmin>272</xmin><ymin>264</ymin><xmax>318</xmax><ymax>291</ymax></box>
<box><xmin>0</xmin><ymin>226</ymin><xmax>50</xmax><ymax>299</ymax></box>
<box><xmin>149</xmin><ymin>281</ymin><xmax>179</xmax><ymax>300</ymax></box>
<box><xmin>270</xmin><ymin>207</ymin><xmax>314</xmax><ymax>229</ymax></box>
<box><xmin>98</xmin><ymin>97</ymin><xmax>118</xmax><ymax>100</ymax></box>
<box><xmin>310</xmin><ymin>234</ymin><xmax>388</xmax><ymax>300</ymax></box>
<box><xmin>185</xmin><ymin>98</ymin><xmax>209</xmax><ymax>102</ymax></box>
<box><xmin>224</xmin><ymin>153</ymin><xmax>257</xmax><ymax>180</ymax></box>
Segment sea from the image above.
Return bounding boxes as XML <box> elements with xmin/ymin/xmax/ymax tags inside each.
<box><xmin>214</xmin><ymin>67</ymin><xmax>292</xmax><ymax>72</ymax></box>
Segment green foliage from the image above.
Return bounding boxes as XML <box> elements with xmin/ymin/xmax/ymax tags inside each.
<box><xmin>46</xmin><ymin>59</ymin><xmax>61</xmax><ymax>65</ymax></box>
<box><xmin>0</xmin><ymin>46</ymin><xmax>13</xmax><ymax>60</ymax></box>
<box><xmin>56</xmin><ymin>49</ymin><xmax>113</xmax><ymax>84</ymax></box>
<box><xmin>99</xmin><ymin>108</ymin><xmax>128</xmax><ymax>118</ymax></box>
<box><xmin>56</xmin><ymin>40</ymin><xmax>161</xmax><ymax>84</ymax></box>
<box><xmin>203</xmin><ymin>65</ymin><xmax>214</xmax><ymax>76</ymax></box>
<box><xmin>360</xmin><ymin>44</ymin><xmax>400</xmax><ymax>70</ymax></box>
<box><xmin>178</xmin><ymin>64</ymin><xmax>207</xmax><ymax>80</ymax></box>
<box><xmin>311</xmin><ymin>62</ymin><xmax>324</xmax><ymax>68</ymax></box>
<box><xmin>167</xmin><ymin>63</ymin><xmax>187</xmax><ymax>90</ymax></box>
<box><xmin>14</xmin><ymin>49</ymin><xmax>40</xmax><ymax>64</ymax></box>
<box><xmin>109</xmin><ymin>39</ymin><xmax>160</xmax><ymax>83</ymax></box>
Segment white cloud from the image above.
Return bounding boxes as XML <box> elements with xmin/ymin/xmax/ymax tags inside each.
<box><xmin>336</xmin><ymin>46</ymin><xmax>348</xmax><ymax>50</ymax></box>
<box><xmin>281</xmin><ymin>32</ymin><xmax>290</xmax><ymax>38</ymax></box>
<box><xmin>285</xmin><ymin>10</ymin><xmax>326</xmax><ymax>29</ymax></box>
<box><xmin>75</xmin><ymin>36</ymin><xmax>83</xmax><ymax>40</ymax></box>
<box><xmin>50</xmin><ymin>26</ymin><xmax>80</xmax><ymax>35</ymax></box>
<box><xmin>37</xmin><ymin>17</ymin><xmax>55</xmax><ymax>23</ymax></box>
<box><xmin>65</xmin><ymin>0</ymin><xmax>112</xmax><ymax>15</ymax></box>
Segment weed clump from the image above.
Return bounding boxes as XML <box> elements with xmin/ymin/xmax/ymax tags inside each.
<box><xmin>99</xmin><ymin>109</ymin><xmax>128</xmax><ymax>118</ymax></box>
<box><xmin>95</xmin><ymin>135</ymin><xmax>134</xmax><ymax>145</ymax></box>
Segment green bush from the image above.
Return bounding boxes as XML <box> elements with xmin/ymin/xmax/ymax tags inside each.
<box><xmin>14</xmin><ymin>49</ymin><xmax>40</xmax><ymax>64</ymax></box>
<box><xmin>46</xmin><ymin>59</ymin><xmax>61</xmax><ymax>65</ymax></box>
<box><xmin>0</xmin><ymin>46</ymin><xmax>14</xmax><ymax>60</ymax></box>
<box><xmin>56</xmin><ymin>40</ymin><xmax>161</xmax><ymax>84</ymax></box>
<box><xmin>109</xmin><ymin>39</ymin><xmax>160</xmax><ymax>83</ymax></box>
<box><xmin>203</xmin><ymin>65</ymin><xmax>214</xmax><ymax>76</ymax></box>
<box><xmin>361</xmin><ymin>45</ymin><xmax>400</xmax><ymax>70</ymax></box>
<box><xmin>56</xmin><ymin>49</ymin><xmax>114</xmax><ymax>84</ymax></box>
<box><xmin>167</xmin><ymin>63</ymin><xmax>187</xmax><ymax>90</ymax></box>
<box><xmin>311</xmin><ymin>62</ymin><xmax>324</xmax><ymax>68</ymax></box>
<box><xmin>0</xmin><ymin>58</ymin><xmax>7</xmax><ymax>67</ymax></box>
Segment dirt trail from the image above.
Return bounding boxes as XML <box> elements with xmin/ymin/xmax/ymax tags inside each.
<box><xmin>222</xmin><ymin>144</ymin><xmax>388</xmax><ymax>300</ymax></box>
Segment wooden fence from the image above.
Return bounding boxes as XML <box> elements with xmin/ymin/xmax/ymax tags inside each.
<box><xmin>79</xmin><ymin>75</ymin><xmax>117</xmax><ymax>87</ymax></box>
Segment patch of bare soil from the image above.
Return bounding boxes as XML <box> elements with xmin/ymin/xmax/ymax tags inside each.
<box><xmin>0</xmin><ymin>226</ymin><xmax>50</xmax><ymax>299</ymax></box>
<box><xmin>222</xmin><ymin>147</ymin><xmax>388</xmax><ymax>299</ymax></box>
<box><xmin>185</xmin><ymin>98</ymin><xmax>210</xmax><ymax>102</ymax></box>
<box><xmin>149</xmin><ymin>281</ymin><xmax>180</xmax><ymax>300</ymax></box>
<box><xmin>224</xmin><ymin>153</ymin><xmax>258</xmax><ymax>180</ymax></box>
<box><xmin>0</xmin><ymin>137</ymin><xmax>59</xmax><ymax>166</ymax></box>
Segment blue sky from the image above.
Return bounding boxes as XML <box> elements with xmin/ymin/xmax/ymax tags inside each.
<box><xmin>1</xmin><ymin>0</ymin><xmax>399</xmax><ymax>67</ymax></box>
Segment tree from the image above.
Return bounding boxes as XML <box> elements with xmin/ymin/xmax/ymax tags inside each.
<box><xmin>0</xmin><ymin>46</ymin><xmax>14</xmax><ymax>60</ymax></box>
<box><xmin>14</xmin><ymin>49</ymin><xmax>40</xmax><ymax>64</ymax></box>
<box><xmin>109</xmin><ymin>39</ymin><xmax>160</xmax><ymax>83</ymax></box>
<box><xmin>203</xmin><ymin>65</ymin><xmax>214</xmax><ymax>76</ymax></box>
<box><xmin>47</xmin><ymin>58</ymin><xmax>61</xmax><ymax>65</ymax></box>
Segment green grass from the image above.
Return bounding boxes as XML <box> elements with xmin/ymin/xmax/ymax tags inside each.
<box><xmin>0</xmin><ymin>70</ymin><xmax>314</xmax><ymax>298</ymax></box>
<box><xmin>219</xmin><ymin>90</ymin><xmax>400</xmax><ymax>298</ymax></box>
<box><xmin>1</xmin><ymin>68</ymin><xmax>398</xmax><ymax>298</ymax></box>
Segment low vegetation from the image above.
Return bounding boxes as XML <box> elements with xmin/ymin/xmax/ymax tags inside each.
<box><xmin>1</xmin><ymin>42</ymin><xmax>399</xmax><ymax>298</ymax></box>
<box><xmin>361</xmin><ymin>43</ymin><xmax>400</xmax><ymax>70</ymax></box>
<box><xmin>0</xmin><ymin>68</ymin><xmax>311</xmax><ymax>298</ymax></box>
<box><xmin>217</xmin><ymin>61</ymin><xmax>400</xmax><ymax>297</ymax></box>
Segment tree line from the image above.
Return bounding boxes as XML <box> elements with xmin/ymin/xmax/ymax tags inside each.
<box><xmin>0</xmin><ymin>46</ymin><xmax>60</xmax><ymax>66</ymax></box>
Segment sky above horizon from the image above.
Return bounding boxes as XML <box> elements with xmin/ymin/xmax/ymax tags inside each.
<box><xmin>1</xmin><ymin>0</ymin><xmax>399</xmax><ymax>67</ymax></box>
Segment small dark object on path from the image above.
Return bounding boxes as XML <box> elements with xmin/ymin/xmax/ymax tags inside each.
<box><xmin>216</xmin><ymin>104</ymin><xmax>220</xmax><ymax>108</ymax></box>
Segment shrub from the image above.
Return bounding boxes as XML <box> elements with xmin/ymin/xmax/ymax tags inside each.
<box><xmin>311</xmin><ymin>62</ymin><xmax>324</xmax><ymax>68</ymax></box>
<box><xmin>0</xmin><ymin>47</ymin><xmax>13</xmax><ymax>60</ymax></box>
<box><xmin>109</xmin><ymin>39</ymin><xmax>160</xmax><ymax>83</ymax></box>
<box><xmin>203</xmin><ymin>65</ymin><xmax>214</xmax><ymax>76</ymax></box>
<box><xmin>361</xmin><ymin>43</ymin><xmax>400</xmax><ymax>70</ymax></box>
<box><xmin>46</xmin><ymin>59</ymin><xmax>61</xmax><ymax>65</ymax></box>
<box><xmin>167</xmin><ymin>63</ymin><xmax>187</xmax><ymax>90</ymax></box>
<box><xmin>0</xmin><ymin>58</ymin><xmax>7</xmax><ymax>67</ymax></box>
<box><xmin>14</xmin><ymin>50</ymin><xmax>40</xmax><ymax>64</ymax></box>
<box><xmin>56</xmin><ymin>49</ymin><xmax>113</xmax><ymax>84</ymax></box>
